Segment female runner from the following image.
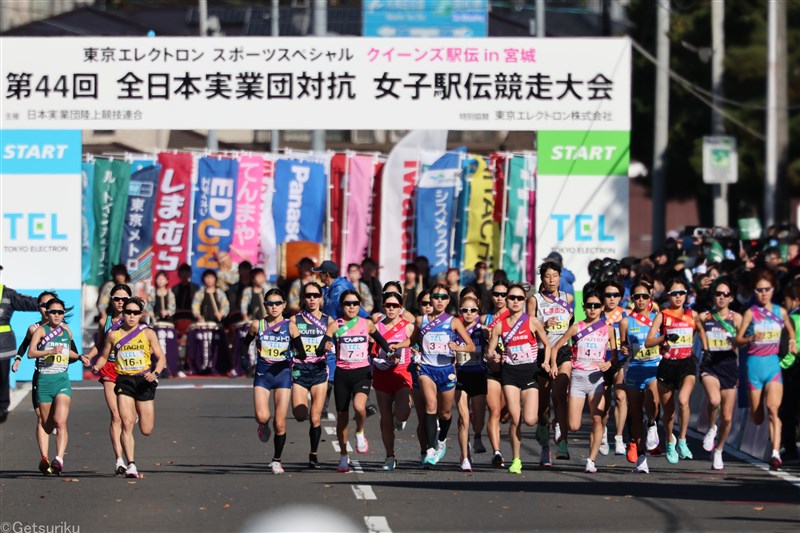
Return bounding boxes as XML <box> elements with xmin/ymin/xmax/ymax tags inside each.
<box><xmin>482</xmin><ymin>280</ymin><xmax>510</xmax><ymax>468</ymax></box>
<box><xmin>455</xmin><ymin>294</ymin><xmax>488</xmax><ymax>472</ymax></box>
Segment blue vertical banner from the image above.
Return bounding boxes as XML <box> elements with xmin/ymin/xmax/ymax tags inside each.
<box><xmin>81</xmin><ymin>161</ymin><xmax>95</xmax><ymax>284</ymax></box>
<box><xmin>121</xmin><ymin>165</ymin><xmax>160</xmax><ymax>283</ymax></box>
<box><xmin>415</xmin><ymin>150</ymin><xmax>464</xmax><ymax>277</ymax></box>
<box><xmin>191</xmin><ymin>157</ymin><xmax>239</xmax><ymax>284</ymax></box>
<box><xmin>272</xmin><ymin>159</ymin><xmax>327</xmax><ymax>244</ymax></box>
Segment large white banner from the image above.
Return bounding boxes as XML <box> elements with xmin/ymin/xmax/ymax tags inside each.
<box><xmin>1</xmin><ymin>37</ymin><xmax>630</xmax><ymax>131</ymax></box>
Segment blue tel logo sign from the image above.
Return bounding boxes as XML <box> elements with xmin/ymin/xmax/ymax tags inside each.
<box><xmin>551</xmin><ymin>214</ymin><xmax>615</xmax><ymax>242</ymax></box>
<box><xmin>3</xmin><ymin>213</ymin><xmax>67</xmax><ymax>240</ymax></box>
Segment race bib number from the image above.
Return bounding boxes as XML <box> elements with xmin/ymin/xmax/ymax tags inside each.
<box><xmin>260</xmin><ymin>340</ymin><xmax>287</xmax><ymax>361</ymax></box>
<box><xmin>508</xmin><ymin>343</ymin><xmax>535</xmax><ymax>363</ymax></box>
<box><xmin>118</xmin><ymin>349</ymin><xmax>147</xmax><ymax>372</ymax></box>
<box><xmin>668</xmin><ymin>328</ymin><xmax>693</xmax><ymax>348</ymax></box>
<box><xmin>633</xmin><ymin>346</ymin><xmax>660</xmax><ymax>361</ymax></box>
<box><xmin>707</xmin><ymin>330</ymin><xmax>732</xmax><ymax>352</ymax></box>
<box><xmin>423</xmin><ymin>332</ymin><xmax>451</xmax><ymax>356</ymax></box>
<box><xmin>547</xmin><ymin>320</ymin><xmax>569</xmax><ymax>335</ymax></box>
<box><xmin>339</xmin><ymin>335</ymin><xmax>368</xmax><ymax>362</ymax></box>
<box><xmin>754</xmin><ymin>323</ymin><xmax>781</xmax><ymax>344</ymax></box>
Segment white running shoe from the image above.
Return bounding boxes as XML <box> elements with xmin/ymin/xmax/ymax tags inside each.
<box><xmin>423</xmin><ymin>447</ymin><xmax>438</xmax><ymax>467</ymax></box>
<box><xmin>115</xmin><ymin>457</ymin><xmax>127</xmax><ymax>476</ymax></box>
<box><xmin>646</xmin><ymin>423</ymin><xmax>660</xmax><ymax>451</ymax></box>
<box><xmin>635</xmin><ymin>455</ymin><xmax>649</xmax><ymax>473</ymax></box>
<box><xmin>337</xmin><ymin>455</ymin><xmax>350</xmax><ymax>473</ymax></box>
<box><xmin>177</xmin><ymin>370</ymin><xmax>187</xmax><ymax>378</ymax></box>
<box><xmin>356</xmin><ymin>432</ymin><xmax>369</xmax><ymax>453</ymax></box>
<box><xmin>703</xmin><ymin>425</ymin><xmax>718</xmax><ymax>452</ymax></box>
<box><xmin>554</xmin><ymin>422</ymin><xmax>562</xmax><ymax>443</ymax></box>
<box><xmin>585</xmin><ymin>458</ymin><xmax>597</xmax><ymax>473</ymax></box>
<box><xmin>435</xmin><ymin>439</ymin><xmax>447</xmax><ymax>462</ymax></box>
<box><xmin>712</xmin><ymin>450</ymin><xmax>724</xmax><ymax>470</ymax></box>
<box><xmin>599</xmin><ymin>428</ymin><xmax>609</xmax><ymax>456</ymax></box>
<box><xmin>125</xmin><ymin>462</ymin><xmax>139</xmax><ymax>479</ymax></box>
<box><xmin>269</xmin><ymin>461</ymin><xmax>285</xmax><ymax>475</ymax></box>
<box><xmin>258</xmin><ymin>423</ymin><xmax>271</xmax><ymax>443</ymax></box>
<box><xmin>460</xmin><ymin>458</ymin><xmax>472</xmax><ymax>472</ymax></box>
<box><xmin>614</xmin><ymin>435</ymin><xmax>626</xmax><ymax>455</ymax></box>
<box><xmin>394</xmin><ymin>420</ymin><xmax>406</xmax><ymax>432</ymax></box>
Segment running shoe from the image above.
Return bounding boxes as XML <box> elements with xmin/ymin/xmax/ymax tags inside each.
<box><xmin>394</xmin><ymin>419</ymin><xmax>406</xmax><ymax>432</ymax></box>
<box><xmin>460</xmin><ymin>458</ymin><xmax>473</xmax><ymax>472</ymax></box>
<box><xmin>665</xmin><ymin>439</ymin><xmax>679</xmax><ymax>465</ymax></box>
<box><xmin>702</xmin><ymin>425</ymin><xmax>717</xmax><ymax>452</ymax></box>
<box><xmin>585</xmin><ymin>458</ymin><xmax>597</xmax><ymax>474</ymax></box>
<box><xmin>472</xmin><ymin>436</ymin><xmax>486</xmax><ymax>454</ymax></box>
<box><xmin>556</xmin><ymin>439</ymin><xmax>570</xmax><ymax>460</ymax></box>
<box><xmin>177</xmin><ymin>370</ymin><xmax>187</xmax><ymax>378</ymax></box>
<box><xmin>115</xmin><ymin>457</ymin><xmax>127</xmax><ymax>476</ymax></box>
<box><xmin>769</xmin><ymin>453</ymin><xmax>782</xmax><ymax>471</ymax></box>
<box><xmin>50</xmin><ymin>457</ymin><xmax>63</xmax><ymax>476</ymax></box>
<box><xmin>435</xmin><ymin>439</ymin><xmax>447</xmax><ymax>462</ymax></box>
<box><xmin>614</xmin><ymin>435</ymin><xmax>626</xmax><ymax>455</ymax></box>
<box><xmin>635</xmin><ymin>455</ymin><xmax>649</xmax><ymax>474</ymax></box>
<box><xmin>38</xmin><ymin>456</ymin><xmax>51</xmax><ymax>476</ymax></box>
<box><xmin>540</xmin><ymin>446</ymin><xmax>552</xmax><ymax>467</ymax></box>
<box><xmin>599</xmin><ymin>427</ymin><xmax>610</xmax><ymax>456</ymax></box>
<box><xmin>554</xmin><ymin>422</ymin><xmax>562</xmax><ymax>443</ymax></box>
<box><xmin>677</xmin><ymin>439</ymin><xmax>693</xmax><ymax>460</ymax></box>
<box><xmin>626</xmin><ymin>442</ymin><xmax>638</xmax><ymax>464</ymax></box>
<box><xmin>308</xmin><ymin>454</ymin><xmax>320</xmax><ymax>469</ymax></box>
<box><xmin>257</xmin><ymin>423</ymin><xmax>271</xmax><ymax>443</ymax></box>
<box><xmin>366</xmin><ymin>403</ymin><xmax>378</xmax><ymax>417</ymax></box>
<box><xmin>383</xmin><ymin>456</ymin><xmax>397</xmax><ymax>471</ymax></box>
<box><xmin>508</xmin><ymin>458</ymin><xmax>523</xmax><ymax>474</ymax></box>
<box><xmin>491</xmin><ymin>452</ymin><xmax>505</xmax><ymax>469</ymax></box>
<box><xmin>269</xmin><ymin>461</ymin><xmax>285</xmax><ymax>475</ymax></box>
<box><xmin>646</xmin><ymin>423</ymin><xmax>660</xmax><ymax>451</ymax></box>
<box><xmin>355</xmin><ymin>432</ymin><xmax>369</xmax><ymax>454</ymax></box>
<box><xmin>712</xmin><ymin>450</ymin><xmax>724</xmax><ymax>470</ymax></box>
<box><xmin>337</xmin><ymin>455</ymin><xmax>351</xmax><ymax>473</ymax></box>
<box><xmin>536</xmin><ymin>424</ymin><xmax>549</xmax><ymax>447</ymax></box>
<box><xmin>423</xmin><ymin>448</ymin><xmax>438</xmax><ymax>467</ymax></box>
<box><xmin>125</xmin><ymin>462</ymin><xmax>138</xmax><ymax>479</ymax></box>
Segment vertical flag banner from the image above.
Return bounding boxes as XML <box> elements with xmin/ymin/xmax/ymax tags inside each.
<box><xmin>344</xmin><ymin>155</ymin><xmax>374</xmax><ymax>268</ymax></box>
<box><xmin>90</xmin><ymin>158</ymin><xmax>131</xmax><ymax>286</ymax></box>
<box><xmin>231</xmin><ymin>155</ymin><xmax>265</xmax><ymax>265</ymax></box>
<box><xmin>191</xmin><ymin>157</ymin><xmax>239</xmax><ymax>284</ymax></box>
<box><xmin>452</xmin><ymin>157</ymin><xmax>471</xmax><ymax>270</ymax></box>
<box><xmin>81</xmin><ymin>160</ymin><xmax>95</xmax><ymax>284</ymax></box>
<box><xmin>153</xmin><ymin>152</ymin><xmax>194</xmax><ymax>286</ymax></box>
<box><xmin>416</xmin><ymin>150</ymin><xmax>463</xmax><ymax>277</ymax></box>
<box><xmin>1</xmin><ymin>129</ymin><xmax>83</xmax><ymax>383</ymax></box>
<box><xmin>121</xmin><ymin>165</ymin><xmax>160</xmax><ymax>283</ymax></box>
<box><xmin>463</xmin><ymin>155</ymin><xmax>495</xmax><ymax>269</ymax></box>
<box><xmin>272</xmin><ymin>159</ymin><xmax>326</xmax><ymax>245</ymax></box>
<box><xmin>329</xmin><ymin>153</ymin><xmax>346</xmax><ymax>268</ymax></box>
<box><xmin>503</xmin><ymin>155</ymin><xmax>536</xmax><ymax>282</ymax></box>
<box><xmin>490</xmin><ymin>153</ymin><xmax>507</xmax><ymax>271</ymax></box>
<box><xmin>536</xmin><ymin>131</ymin><xmax>630</xmax><ymax>289</ymax></box>
<box><xmin>369</xmin><ymin>162</ymin><xmax>385</xmax><ymax>261</ymax></box>
<box><xmin>526</xmin><ymin>155</ymin><xmax>538</xmax><ymax>280</ymax></box>
<box><xmin>379</xmin><ymin>130</ymin><xmax>448</xmax><ymax>282</ymax></box>
<box><xmin>257</xmin><ymin>156</ymin><xmax>278</xmax><ymax>281</ymax></box>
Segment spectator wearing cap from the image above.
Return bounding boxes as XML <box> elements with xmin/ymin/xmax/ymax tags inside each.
<box><xmin>545</xmin><ymin>252</ymin><xmax>576</xmax><ymax>296</ymax></box>
<box><xmin>468</xmin><ymin>261</ymin><xmax>492</xmax><ymax>311</ymax></box>
<box><xmin>313</xmin><ymin>261</ymin><xmax>370</xmax><ymax>320</ymax></box>
<box><xmin>288</xmin><ymin>257</ymin><xmax>317</xmax><ymax>313</ymax></box>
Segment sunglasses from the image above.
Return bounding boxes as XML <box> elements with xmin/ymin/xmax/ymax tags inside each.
<box><xmin>460</xmin><ymin>307</ymin><xmax>479</xmax><ymax>313</ymax></box>
<box><xmin>111</xmin><ymin>296</ymin><xmax>127</xmax><ymax>303</ymax></box>
<box><xmin>603</xmin><ymin>292</ymin><xmax>621</xmax><ymax>298</ymax></box>
<box><xmin>714</xmin><ymin>291</ymin><xmax>732</xmax><ymax>298</ymax></box>
<box><xmin>431</xmin><ymin>293</ymin><xmax>450</xmax><ymax>300</ymax></box>
<box><xmin>584</xmin><ymin>302</ymin><xmax>602</xmax><ymax>310</ymax></box>
<box><xmin>265</xmin><ymin>301</ymin><xmax>285</xmax><ymax>307</ymax></box>
<box><xmin>754</xmin><ymin>287</ymin><xmax>773</xmax><ymax>294</ymax></box>
<box><xmin>303</xmin><ymin>293</ymin><xmax>321</xmax><ymax>299</ymax></box>
<box><xmin>384</xmin><ymin>303</ymin><xmax>402</xmax><ymax>310</ymax></box>
<box><xmin>632</xmin><ymin>293</ymin><xmax>651</xmax><ymax>301</ymax></box>
<box><xmin>122</xmin><ymin>309</ymin><xmax>141</xmax><ymax>316</ymax></box>
<box><xmin>507</xmin><ymin>295</ymin><xmax>526</xmax><ymax>302</ymax></box>
<box><xmin>420</xmin><ymin>300</ymin><xmax>432</xmax><ymax>306</ymax></box>
<box><xmin>342</xmin><ymin>301</ymin><xmax>360</xmax><ymax>307</ymax></box>
<box><xmin>668</xmin><ymin>290</ymin><xmax>688</xmax><ymax>297</ymax></box>
<box><xmin>47</xmin><ymin>309</ymin><xmax>65</xmax><ymax>315</ymax></box>
<box><xmin>492</xmin><ymin>291</ymin><xmax>508</xmax><ymax>298</ymax></box>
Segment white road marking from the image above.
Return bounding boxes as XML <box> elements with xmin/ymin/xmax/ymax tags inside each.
<box><xmin>364</xmin><ymin>516</ymin><xmax>392</xmax><ymax>533</ymax></box>
<box><xmin>326</xmin><ymin>412</ymin><xmax>336</xmax><ymax>422</ymax></box>
<box><xmin>8</xmin><ymin>382</ymin><xmax>32</xmax><ymax>412</ymax></box>
<box><xmin>332</xmin><ymin>441</ymin><xmax>354</xmax><ymax>453</ymax></box>
<box><xmin>351</xmin><ymin>459</ymin><xmax>364</xmax><ymax>474</ymax></box>
<box><xmin>351</xmin><ymin>484</ymin><xmax>376</xmax><ymax>500</ymax></box>
<box><xmin>324</xmin><ymin>426</ymin><xmax>336</xmax><ymax>435</ymax></box>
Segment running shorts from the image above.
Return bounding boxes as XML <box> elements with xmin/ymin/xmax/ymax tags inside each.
<box><xmin>254</xmin><ymin>360</ymin><xmax>292</xmax><ymax>390</ymax></box>
<box><xmin>415</xmin><ymin>363</ymin><xmax>457</xmax><ymax>392</ymax></box>
<box><xmin>657</xmin><ymin>357</ymin><xmax>697</xmax><ymax>391</ymax></box>
<box><xmin>292</xmin><ymin>362</ymin><xmax>329</xmax><ymax>390</ymax></box>
<box><xmin>700</xmin><ymin>350</ymin><xmax>739</xmax><ymax>390</ymax></box>
<box><xmin>333</xmin><ymin>366</ymin><xmax>372</xmax><ymax>412</ymax></box>
<box><xmin>746</xmin><ymin>354</ymin><xmax>782</xmax><ymax>391</ymax></box>
<box><xmin>36</xmin><ymin>372</ymin><xmax>71</xmax><ymax>404</ymax></box>
<box><xmin>373</xmin><ymin>366</ymin><xmax>412</xmax><ymax>395</ymax></box>
<box><xmin>115</xmin><ymin>374</ymin><xmax>157</xmax><ymax>402</ymax></box>
<box><xmin>570</xmin><ymin>368</ymin><xmax>605</xmax><ymax>398</ymax></box>
<box><xmin>625</xmin><ymin>362</ymin><xmax>659</xmax><ymax>391</ymax></box>
<box><xmin>501</xmin><ymin>363</ymin><xmax>539</xmax><ymax>391</ymax></box>
<box><xmin>456</xmin><ymin>368</ymin><xmax>488</xmax><ymax>397</ymax></box>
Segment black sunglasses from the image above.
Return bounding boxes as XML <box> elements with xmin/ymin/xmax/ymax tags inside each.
<box><xmin>603</xmin><ymin>292</ymin><xmax>621</xmax><ymax>298</ymax></box>
<box><xmin>122</xmin><ymin>309</ymin><xmax>141</xmax><ymax>315</ymax></box>
<box><xmin>420</xmin><ymin>300</ymin><xmax>432</xmax><ymax>306</ymax></box>
<box><xmin>111</xmin><ymin>296</ymin><xmax>127</xmax><ymax>303</ymax></box>
<box><xmin>384</xmin><ymin>303</ymin><xmax>402</xmax><ymax>309</ymax></box>
<box><xmin>492</xmin><ymin>291</ymin><xmax>507</xmax><ymax>298</ymax></box>
<box><xmin>584</xmin><ymin>302</ymin><xmax>603</xmax><ymax>310</ymax></box>
<box><xmin>342</xmin><ymin>300</ymin><xmax>360</xmax><ymax>307</ymax></box>
<box><xmin>47</xmin><ymin>309</ymin><xmax>65</xmax><ymax>316</ymax></box>
<box><xmin>507</xmin><ymin>295</ymin><xmax>526</xmax><ymax>302</ymax></box>
<box><xmin>668</xmin><ymin>290</ymin><xmax>688</xmax><ymax>297</ymax></box>
<box><xmin>303</xmin><ymin>293</ymin><xmax>321</xmax><ymax>299</ymax></box>
<box><xmin>431</xmin><ymin>293</ymin><xmax>449</xmax><ymax>300</ymax></box>
<box><xmin>714</xmin><ymin>291</ymin><xmax>731</xmax><ymax>298</ymax></box>
<box><xmin>265</xmin><ymin>301</ymin><xmax>285</xmax><ymax>307</ymax></box>
<box><xmin>632</xmin><ymin>293</ymin><xmax>650</xmax><ymax>300</ymax></box>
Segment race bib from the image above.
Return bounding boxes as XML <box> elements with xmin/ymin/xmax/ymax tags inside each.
<box><xmin>707</xmin><ymin>330</ymin><xmax>733</xmax><ymax>352</ymax></box>
<box><xmin>260</xmin><ymin>340</ymin><xmax>288</xmax><ymax>362</ymax></box>
<box><xmin>118</xmin><ymin>349</ymin><xmax>147</xmax><ymax>373</ymax></box>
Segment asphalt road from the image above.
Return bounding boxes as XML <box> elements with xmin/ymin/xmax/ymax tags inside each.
<box><xmin>1</xmin><ymin>378</ymin><xmax>798</xmax><ymax>533</ymax></box>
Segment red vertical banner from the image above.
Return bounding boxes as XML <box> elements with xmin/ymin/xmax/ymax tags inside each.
<box><xmin>329</xmin><ymin>153</ymin><xmax>346</xmax><ymax>269</ymax></box>
<box><xmin>368</xmin><ymin>161</ymin><xmax>384</xmax><ymax>262</ymax></box>
<box><xmin>153</xmin><ymin>152</ymin><xmax>194</xmax><ymax>286</ymax></box>
<box><xmin>489</xmin><ymin>152</ymin><xmax>507</xmax><ymax>271</ymax></box>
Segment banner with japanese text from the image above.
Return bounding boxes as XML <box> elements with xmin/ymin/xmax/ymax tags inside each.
<box><xmin>191</xmin><ymin>157</ymin><xmax>239</xmax><ymax>284</ymax></box>
<box><xmin>502</xmin><ymin>154</ymin><xmax>535</xmax><ymax>283</ymax></box>
<box><xmin>121</xmin><ymin>164</ymin><xmax>159</xmax><ymax>283</ymax></box>
<box><xmin>90</xmin><ymin>158</ymin><xmax>130</xmax><ymax>286</ymax></box>
<box><xmin>81</xmin><ymin>160</ymin><xmax>95</xmax><ymax>284</ymax></box>
<box><xmin>343</xmin><ymin>155</ymin><xmax>375</xmax><ymax>268</ymax></box>
<box><xmin>416</xmin><ymin>150</ymin><xmax>463</xmax><ymax>277</ymax></box>
<box><xmin>231</xmin><ymin>155</ymin><xmax>265</xmax><ymax>265</ymax></box>
<box><xmin>490</xmin><ymin>153</ymin><xmax>507</xmax><ymax>271</ymax></box>
<box><xmin>153</xmin><ymin>151</ymin><xmax>193</xmax><ymax>286</ymax></box>
<box><xmin>1</xmin><ymin>37</ymin><xmax>631</xmax><ymax>131</ymax></box>
<box><xmin>272</xmin><ymin>159</ymin><xmax>326</xmax><ymax>245</ymax></box>
<box><xmin>257</xmin><ymin>156</ymin><xmax>278</xmax><ymax>282</ymax></box>
<box><xmin>463</xmin><ymin>155</ymin><xmax>495</xmax><ymax>270</ymax></box>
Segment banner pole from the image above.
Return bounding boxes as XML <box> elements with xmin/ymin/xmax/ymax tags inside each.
<box><xmin>325</xmin><ymin>150</ymin><xmax>333</xmax><ymax>261</ymax></box>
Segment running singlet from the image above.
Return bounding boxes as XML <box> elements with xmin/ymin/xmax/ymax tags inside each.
<box><xmin>457</xmin><ymin>322</ymin><xmax>486</xmax><ymax>371</ymax></box>
<box><xmin>420</xmin><ymin>314</ymin><xmax>457</xmax><ymax>367</ymax></box>
<box><xmin>257</xmin><ymin>320</ymin><xmax>291</xmax><ymax>364</ymax></box>
<box><xmin>501</xmin><ymin>315</ymin><xmax>538</xmax><ymax>366</ymax></box>
<box><xmin>36</xmin><ymin>324</ymin><xmax>71</xmax><ymax>375</ymax></box>
<box><xmin>628</xmin><ymin>311</ymin><xmax>660</xmax><ymax>363</ymax></box>
<box><xmin>294</xmin><ymin>312</ymin><xmax>329</xmax><ymax>365</ymax></box>
<box><xmin>749</xmin><ymin>305</ymin><xmax>783</xmax><ymax>357</ymax></box>
<box><xmin>377</xmin><ymin>320</ymin><xmax>410</xmax><ymax>366</ymax></box>
<box><xmin>113</xmin><ymin>327</ymin><xmax>153</xmax><ymax>376</ymax></box>
<box><xmin>335</xmin><ymin>317</ymin><xmax>370</xmax><ymax>370</ymax></box>
<box><xmin>104</xmin><ymin>316</ymin><xmax>123</xmax><ymax>362</ymax></box>
<box><xmin>702</xmin><ymin>312</ymin><xmax>737</xmax><ymax>352</ymax></box>
<box><xmin>571</xmin><ymin>320</ymin><xmax>608</xmax><ymax>371</ymax></box>
<box><xmin>534</xmin><ymin>292</ymin><xmax>572</xmax><ymax>346</ymax></box>
<box><xmin>661</xmin><ymin>308</ymin><xmax>695</xmax><ymax>360</ymax></box>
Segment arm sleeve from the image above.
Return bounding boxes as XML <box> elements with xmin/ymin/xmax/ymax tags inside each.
<box><xmin>370</xmin><ymin>330</ymin><xmax>392</xmax><ymax>353</ymax></box>
<box><xmin>316</xmin><ymin>335</ymin><xmax>333</xmax><ymax>356</ymax></box>
<box><xmin>291</xmin><ymin>336</ymin><xmax>306</xmax><ymax>360</ymax></box>
<box><xmin>17</xmin><ymin>331</ymin><xmax>32</xmax><ymax>357</ymax></box>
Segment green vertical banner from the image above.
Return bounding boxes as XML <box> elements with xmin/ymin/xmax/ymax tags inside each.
<box><xmin>90</xmin><ymin>159</ymin><xmax>131</xmax><ymax>285</ymax></box>
<box><xmin>503</xmin><ymin>155</ymin><xmax>533</xmax><ymax>282</ymax></box>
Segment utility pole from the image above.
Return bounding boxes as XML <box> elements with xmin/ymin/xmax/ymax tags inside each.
<box><xmin>711</xmin><ymin>0</ymin><xmax>727</xmax><ymax>227</ymax></box>
<box><xmin>651</xmin><ymin>3</ymin><xmax>670</xmax><ymax>251</ymax></box>
<box><xmin>536</xmin><ymin>0</ymin><xmax>545</xmax><ymax>37</ymax></box>
<box><xmin>311</xmin><ymin>0</ymin><xmax>327</xmax><ymax>154</ymax></box>
<box><xmin>271</xmin><ymin>0</ymin><xmax>280</xmax><ymax>153</ymax></box>
<box><xmin>765</xmin><ymin>0</ymin><xmax>777</xmax><ymax>227</ymax></box>
<box><xmin>200</xmin><ymin>0</ymin><xmax>218</xmax><ymax>151</ymax></box>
